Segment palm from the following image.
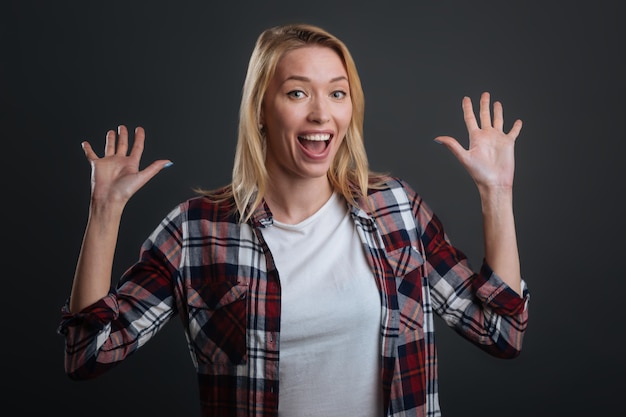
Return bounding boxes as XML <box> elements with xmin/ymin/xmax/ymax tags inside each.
<box><xmin>436</xmin><ymin>92</ymin><xmax>522</xmax><ymax>190</ymax></box>
<box><xmin>82</xmin><ymin>125</ymin><xmax>171</xmax><ymax>205</ymax></box>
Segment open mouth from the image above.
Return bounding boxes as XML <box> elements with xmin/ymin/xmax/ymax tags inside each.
<box><xmin>297</xmin><ymin>133</ymin><xmax>331</xmax><ymax>153</ymax></box>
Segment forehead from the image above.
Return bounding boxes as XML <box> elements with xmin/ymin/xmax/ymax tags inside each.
<box><xmin>274</xmin><ymin>46</ymin><xmax>347</xmax><ymax>79</ymax></box>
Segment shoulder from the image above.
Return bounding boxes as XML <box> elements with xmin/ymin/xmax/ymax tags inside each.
<box><xmin>162</xmin><ymin>185</ymin><xmax>237</xmax><ymax>225</ymax></box>
<box><xmin>184</xmin><ymin>194</ymin><xmax>237</xmax><ymax>222</ymax></box>
<box><xmin>364</xmin><ymin>175</ymin><xmax>421</xmax><ymax>210</ymax></box>
<box><xmin>359</xmin><ymin>176</ymin><xmax>428</xmax><ymax>250</ymax></box>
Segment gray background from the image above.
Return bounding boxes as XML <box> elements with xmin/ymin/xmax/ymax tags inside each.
<box><xmin>2</xmin><ymin>0</ymin><xmax>624</xmax><ymax>415</ymax></box>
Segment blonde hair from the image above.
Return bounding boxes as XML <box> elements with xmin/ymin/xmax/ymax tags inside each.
<box><xmin>200</xmin><ymin>23</ymin><xmax>387</xmax><ymax>223</ymax></box>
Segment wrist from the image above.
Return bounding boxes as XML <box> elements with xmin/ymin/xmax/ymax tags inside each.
<box><xmin>478</xmin><ymin>185</ymin><xmax>514</xmax><ymax>214</ymax></box>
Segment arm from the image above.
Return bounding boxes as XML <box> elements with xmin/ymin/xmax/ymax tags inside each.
<box><xmin>435</xmin><ymin>92</ymin><xmax>523</xmax><ymax>296</ymax></box>
<box><xmin>69</xmin><ymin>125</ymin><xmax>172</xmax><ymax>312</ymax></box>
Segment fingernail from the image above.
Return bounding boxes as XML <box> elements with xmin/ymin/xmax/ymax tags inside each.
<box><xmin>433</xmin><ymin>138</ymin><xmax>442</xmax><ymax>144</ymax></box>
<box><xmin>164</xmin><ymin>161</ymin><xmax>174</xmax><ymax>168</ymax></box>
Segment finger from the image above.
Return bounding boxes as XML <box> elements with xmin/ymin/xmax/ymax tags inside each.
<box><xmin>434</xmin><ymin>135</ymin><xmax>468</xmax><ymax>165</ymax></box>
<box><xmin>129</xmin><ymin>126</ymin><xmax>145</xmax><ymax>161</ymax></box>
<box><xmin>508</xmin><ymin>119</ymin><xmax>523</xmax><ymax>140</ymax></box>
<box><xmin>116</xmin><ymin>125</ymin><xmax>129</xmax><ymax>155</ymax></box>
<box><xmin>104</xmin><ymin>129</ymin><xmax>117</xmax><ymax>156</ymax></box>
<box><xmin>479</xmin><ymin>91</ymin><xmax>491</xmax><ymax>129</ymax></box>
<box><xmin>493</xmin><ymin>100</ymin><xmax>504</xmax><ymax>131</ymax></box>
<box><xmin>462</xmin><ymin>96</ymin><xmax>479</xmax><ymax>132</ymax></box>
<box><xmin>135</xmin><ymin>159</ymin><xmax>174</xmax><ymax>189</ymax></box>
<box><xmin>81</xmin><ymin>141</ymin><xmax>99</xmax><ymax>162</ymax></box>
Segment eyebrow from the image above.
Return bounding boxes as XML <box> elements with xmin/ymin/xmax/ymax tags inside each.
<box><xmin>283</xmin><ymin>75</ymin><xmax>349</xmax><ymax>83</ymax></box>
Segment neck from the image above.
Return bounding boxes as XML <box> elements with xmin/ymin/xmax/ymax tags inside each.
<box><xmin>264</xmin><ymin>177</ymin><xmax>334</xmax><ymax>224</ymax></box>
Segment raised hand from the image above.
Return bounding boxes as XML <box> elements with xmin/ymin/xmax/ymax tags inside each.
<box><xmin>434</xmin><ymin>92</ymin><xmax>522</xmax><ymax>192</ymax></box>
<box><xmin>81</xmin><ymin>125</ymin><xmax>172</xmax><ymax>207</ymax></box>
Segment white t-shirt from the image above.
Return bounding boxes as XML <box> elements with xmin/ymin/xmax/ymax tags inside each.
<box><xmin>261</xmin><ymin>192</ymin><xmax>383</xmax><ymax>417</ymax></box>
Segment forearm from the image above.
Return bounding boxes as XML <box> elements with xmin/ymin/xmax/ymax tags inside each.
<box><xmin>69</xmin><ymin>201</ymin><xmax>124</xmax><ymax>312</ymax></box>
<box><xmin>479</xmin><ymin>185</ymin><xmax>522</xmax><ymax>296</ymax></box>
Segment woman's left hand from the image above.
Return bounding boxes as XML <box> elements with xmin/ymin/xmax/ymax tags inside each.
<box><xmin>435</xmin><ymin>91</ymin><xmax>522</xmax><ymax>191</ymax></box>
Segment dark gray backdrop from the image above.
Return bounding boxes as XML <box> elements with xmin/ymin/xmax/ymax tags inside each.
<box><xmin>2</xmin><ymin>1</ymin><xmax>624</xmax><ymax>416</ymax></box>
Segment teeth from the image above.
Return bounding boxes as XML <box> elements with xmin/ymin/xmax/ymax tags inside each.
<box><xmin>299</xmin><ymin>133</ymin><xmax>331</xmax><ymax>141</ymax></box>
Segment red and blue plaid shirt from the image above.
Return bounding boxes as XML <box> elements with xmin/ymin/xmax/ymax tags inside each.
<box><xmin>59</xmin><ymin>177</ymin><xmax>529</xmax><ymax>416</ymax></box>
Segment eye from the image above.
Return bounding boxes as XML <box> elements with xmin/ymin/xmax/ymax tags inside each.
<box><xmin>287</xmin><ymin>90</ymin><xmax>306</xmax><ymax>99</ymax></box>
<box><xmin>331</xmin><ymin>90</ymin><xmax>347</xmax><ymax>99</ymax></box>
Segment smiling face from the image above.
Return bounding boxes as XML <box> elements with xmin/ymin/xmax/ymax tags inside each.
<box><xmin>261</xmin><ymin>45</ymin><xmax>352</xmax><ymax>188</ymax></box>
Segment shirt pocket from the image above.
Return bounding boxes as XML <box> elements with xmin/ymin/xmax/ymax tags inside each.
<box><xmin>186</xmin><ymin>280</ymin><xmax>248</xmax><ymax>365</ymax></box>
<box><xmin>386</xmin><ymin>246</ymin><xmax>425</xmax><ymax>334</ymax></box>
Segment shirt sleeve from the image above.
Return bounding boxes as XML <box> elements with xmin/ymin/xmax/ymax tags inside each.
<box><xmin>407</xmin><ymin>181</ymin><xmax>530</xmax><ymax>359</ymax></box>
<box><xmin>57</xmin><ymin>203</ymin><xmax>186</xmax><ymax>380</ymax></box>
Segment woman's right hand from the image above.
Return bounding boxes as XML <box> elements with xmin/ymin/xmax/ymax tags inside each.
<box><xmin>69</xmin><ymin>125</ymin><xmax>172</xmax><ymax>312</ymax></box>
<box><xmin>81</xmin><ymin>125</ymin><xmax>172</xmax><ymax>208</ymax></box>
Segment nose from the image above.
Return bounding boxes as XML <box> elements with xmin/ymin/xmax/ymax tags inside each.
<box><xmin>307</xmin><ymin>98</ymin><xmax>330</xmax><ymax>124</ymax></box>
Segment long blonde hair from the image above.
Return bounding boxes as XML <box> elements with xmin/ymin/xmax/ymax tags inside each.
<box><xmin>200</xmin><ymin>23</ymin><xmax>386</xmax><ymax>223</ymax></box>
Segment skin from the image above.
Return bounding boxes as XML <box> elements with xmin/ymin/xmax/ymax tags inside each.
<box><xmin>70</xmin><ymin>126</ymin><xmax>171</xmax><ymax>312</ymax></box>
<box><xmin>261</xmin><ymin>46</ymin><xmax>353</xmax><ymax>224</ymax></box>
<box><xmin>436</xmin><ymin>92</ymin><xmax>523</xmax><ymax>295</ymax></box>
<box><xmin>69</xmin><ymin>50</ymin><xmax>522</xmax><ymax>313</ymax></box>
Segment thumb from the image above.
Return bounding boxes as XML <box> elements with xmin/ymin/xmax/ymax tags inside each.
<box><xmin>136</xmin><ymin>160</ymin><xmax>174</xmax><ymax>187</ymax></box>
<box><xmin>434</xmin><ymin>136</ymin><xmax>466</xmax><ymax>163</ymax></box>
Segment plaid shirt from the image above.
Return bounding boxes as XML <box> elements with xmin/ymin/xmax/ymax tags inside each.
<box><xmin>59</xmin><ymin>177</ymin><xmax>529</xmax><ymax>416</ymax></box>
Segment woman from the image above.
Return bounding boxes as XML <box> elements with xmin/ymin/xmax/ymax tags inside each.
<box><xmin>59</xmin><ymin>23</ymin><xmax>529</xmax><ymax>416</ymax></box>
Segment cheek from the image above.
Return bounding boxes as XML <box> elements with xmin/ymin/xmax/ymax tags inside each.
<box><xmin>268</xmin><ymin>110</ymin><xmax>300</xmax><ymax>135</ymax></box>
<box><xmin>339</xmin><ymin>106</ymin><xmax>353</xmax><ymax>127</ymax></box>
<box><xmin>338</xmin><ymin>110</ymin><xmax>353</xmax><ymax>136</ymax></box>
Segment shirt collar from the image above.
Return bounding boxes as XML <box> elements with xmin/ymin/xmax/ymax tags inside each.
<box><xmin>246</xmin><ymin>193</ymin><xmax>374</xmax><ymax>229</ymax></box>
